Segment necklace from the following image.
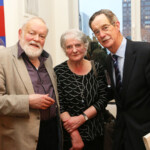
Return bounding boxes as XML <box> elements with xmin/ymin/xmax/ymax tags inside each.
<box><xmin>73</xmin><ymin>73</ymin><xmax>85</xmax><ymax>104</ymax></box>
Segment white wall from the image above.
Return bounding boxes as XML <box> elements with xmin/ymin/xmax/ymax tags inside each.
<box><xmin>4</xmin><ymin>0</ymin><xmax>79</xmax><ymax>66</ymax></box>
<box><xmin>4</xmin><ymin>0</ymin><xmax>23</xmax><ymax>46</ymax></box>
<box><xmin>3</xmin><ymin>0</ymin><xmax>116</xmax><ymax>117</ymax></box>
<box><xmin>131</xmin><ymin>0</ymin><xmax>141</xmax><ymax>41</ymax></box>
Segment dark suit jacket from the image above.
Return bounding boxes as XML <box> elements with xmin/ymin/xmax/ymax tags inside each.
<box><xmin>107</xmin><ymin>39</ymin><xmax>150</xmax><ymax>150</ymax></box>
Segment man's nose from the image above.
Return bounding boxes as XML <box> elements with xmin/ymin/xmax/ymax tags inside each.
<box><xmin>99</xmin><ymin>30</ymin><xmax>106</xmax><ymax>38</ymax></box>
<box><xmin>33</xmin><ymin>34</ymin><xmax>40</xmax><ymax>41</ymax></box>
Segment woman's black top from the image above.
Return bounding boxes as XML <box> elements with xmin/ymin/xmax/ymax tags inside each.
<box><xmin>54</xmin><ymin>61</ymin><xmax>108</xmax><ymax>142</ymax></box>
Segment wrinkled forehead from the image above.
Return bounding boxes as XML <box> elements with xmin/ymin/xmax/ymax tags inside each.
<box><xmin>91</xmin><ymin>14</ymin><xmax>110</xmax><ymax>29</ymax></box>
<box><xmin>94</xmin><ymin>14</ymin><xmax>110</xmax><ymax>24</ymax></box>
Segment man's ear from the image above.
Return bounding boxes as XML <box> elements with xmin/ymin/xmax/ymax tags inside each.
<box><xmin>18</xmin><ymin>29</ymin><xmax>22</xmax><ymax>40</ymax></box>
<box><xmin>115</xmin><ymin>21</ymin><xmax>120</xmax><ymax>31</ymax></box>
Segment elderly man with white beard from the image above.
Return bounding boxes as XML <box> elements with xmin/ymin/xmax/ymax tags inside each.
<box><xmin>0</xmin><ymin>17</ymin><xmax>63</xmax><ymax>150</ymax></box>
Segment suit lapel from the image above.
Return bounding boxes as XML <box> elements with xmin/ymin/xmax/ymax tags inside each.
<box><xmin>44</xmin><ymin>58</ymin><xmax>59</xmax><ymax>106</ymax></box>
<box><xmin>121</xmin><ymin>40</ymin><xmax>136</xmax><ymax>100</ymax></box>
<box><xmin>44</xmin><ymin>59</ymin><xmax>54</xmax><ymax>84</ymax></box>
<box><xmin>12</xmin><ymin>45</ymin><xmax>34</xmax><ymax>94</ymax></box>
<box><xmin>44</xmin><ymin>55</ymin><xmax>57</xmax><ymax>91</ymax></box>
<box><xmin>44</xmin><ymin>58</ymin><xmax>57</xmax><ymax>94</ymax></box>
<box><xmin>107</xmin><ymin>40</ymin><xmax>136</xmax><ymax>104</ymax></box>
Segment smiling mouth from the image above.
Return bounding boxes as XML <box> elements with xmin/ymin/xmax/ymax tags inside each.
<box><xmin>102</xmin><ymin>37</ymin><xmax>110</xmax><ymax>42</ymax></box>
<box><xmin>102</xmin><ymin>40</ymin><xmax>108</xmax><ymax>43</ymax></box>
<box><xmin>102</xmin><ymin>39</ymin><xmax>108</xmax><ymax>42</ymax></box>
<box><xmin>72</xmin><ymin>54</ymin><xmax>79</xmax><ymax>56</ymax></box>
<box><xmin>30</xmin><ymin>43</ymin><xmax>40</xmax><ymax>48</ymax></box>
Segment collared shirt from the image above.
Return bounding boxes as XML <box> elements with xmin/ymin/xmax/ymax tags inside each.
<box><xmin>18</xmin><ymin>43</ymin><xmax>57</xmax><ymax>120</ymax></box>
<box><xmin>111</xmin><ymin>37</ymin><xmax>127</xmax><ymax>82</ymax></box>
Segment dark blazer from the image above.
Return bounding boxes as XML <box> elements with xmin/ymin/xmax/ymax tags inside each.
<box><xmin>107</xmin><ymin>39</ymin><xmax>150</xmax><ymax>150</ymax></box>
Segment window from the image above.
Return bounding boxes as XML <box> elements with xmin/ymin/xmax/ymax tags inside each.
<box><xmin>79</xmin><ymin>0</ymin><xmax>150</xmax><ymax>42</ymax></box>
<box><xmin>79</xmin><ymin>0</ymin><xmax>122</xmax><ymax>38</ymax></box>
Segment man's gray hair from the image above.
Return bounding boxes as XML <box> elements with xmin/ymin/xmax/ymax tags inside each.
<box><xmin>89</xmin><ymin>9</ymin><xmax>118</xmax><ymax>29</ymax></box>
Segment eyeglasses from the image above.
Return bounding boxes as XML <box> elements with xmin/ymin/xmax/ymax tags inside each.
<box><xmin>93</xmin><ymin>24</ymin><xmax>113</xmax><ymax>37</ymax></box>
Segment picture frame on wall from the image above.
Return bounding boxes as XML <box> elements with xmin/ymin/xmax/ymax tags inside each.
<box><xmin>24</xmin><ymin>0</ymin><xmax>39</xmax><ymax>16</ymax></box>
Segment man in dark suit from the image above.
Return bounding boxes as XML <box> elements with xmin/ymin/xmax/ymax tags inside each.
<box><xmin>89</xmin><ymin>9</ymin><xmax>150</xmax><ymax>150</ymax></box>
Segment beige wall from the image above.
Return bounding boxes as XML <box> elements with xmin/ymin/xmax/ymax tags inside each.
<box><xmin>4</xmin><ymin>0</ymin><xmax>79</xmax><ymax>66</ymax></box>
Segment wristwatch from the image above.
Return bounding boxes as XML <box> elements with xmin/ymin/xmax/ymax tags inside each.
<box><xmin>82</xmin><ymin>113</ymin><xmax>88</xmax><ymax>121</ymax></box>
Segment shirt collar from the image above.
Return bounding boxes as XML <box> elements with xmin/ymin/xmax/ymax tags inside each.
<box><xmin>111</xmin><ymin>37</ymin><xmax>127</xmax><ymax>58</ymax></box>
<box><xmin>17</xmin><ymin>42</ymin><xmax>49</xmax><ymax>59</ymax></box>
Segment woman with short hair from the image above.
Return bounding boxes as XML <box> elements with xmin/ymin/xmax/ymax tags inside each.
<box><xmin>54</xmin><ymin>29</ymin><xmax>108</xmax><ymax>150</ymax></box>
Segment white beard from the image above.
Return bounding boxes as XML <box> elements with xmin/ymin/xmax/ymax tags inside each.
<box><xmin>20</xmin><ymin>39</ymin><xmax>43</xmax><ymax>59</ymax></box>
<box><xmin>24</xmin><ymin>44</ymin><xmax>42</xmax><ymax>59</ymax></box>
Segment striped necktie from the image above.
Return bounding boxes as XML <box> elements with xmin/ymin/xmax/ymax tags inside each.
<box><xmin>112</xmin><ymin>55</ymin><xmax>122</xmax><ymax>93</ymax></box>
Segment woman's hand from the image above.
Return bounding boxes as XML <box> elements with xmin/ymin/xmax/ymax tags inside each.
<box><xmin>64</xmin><ymin>115</ymin><xmax>85</xmax><ymax>133</ymax></box>
<box><xmin>69</xmin><ymin>130</ymin><xmax>84</xmax><ymax>150</ymax></box>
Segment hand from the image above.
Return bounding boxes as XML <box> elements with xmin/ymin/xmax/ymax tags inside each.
<box><xmin>29</xmin><ymin>94</ymin><xmax>55</xmax><ymax>109</ymax></box>
<box><xmin>69</xmin><ymin>130</ymin><xmax>84</xmax><ymax>150</ymax></box>
<box><xmin>64</xmin><ymin>115</ymin><xmax>85</xmax><ymax>133</ymax></box>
